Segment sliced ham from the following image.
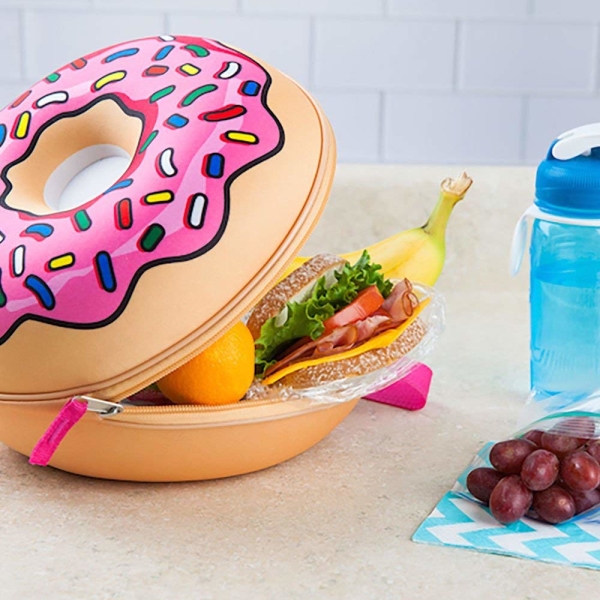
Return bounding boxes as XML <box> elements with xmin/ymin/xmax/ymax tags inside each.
<box><xmin>264</xmin><ymin>281</ymin><xmax>420</xmax><ymax>378</ymax></box>
<box><xmin>354</xmin><ymin>314</ymin><xmax>390</xmax><ymax>341</ymax></box>
<box><xmin>382</xmin><ymin>278</ymin><xmax>419</xmax><ymax>322</ymax></box>
<box><xmin>264</xmin><ymin>324</ymin><xmax>359</xmax><ymax>377</ymax></box>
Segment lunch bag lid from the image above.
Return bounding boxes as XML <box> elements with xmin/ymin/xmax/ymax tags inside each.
<box><xmin>0</xmin><ymin>36</ymin><xmax>336</xmax><ymax>401</ymax></box>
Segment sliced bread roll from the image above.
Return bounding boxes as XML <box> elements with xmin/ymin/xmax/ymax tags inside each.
<box><xmin>247</xmin><ymin>253</ymin><xmax>346</xmax><ymax>339</ymax></box>
<box><xmin>248</xmin><ymin>252</ymin><xmax>428</xmax><ymax>388</ymax></box>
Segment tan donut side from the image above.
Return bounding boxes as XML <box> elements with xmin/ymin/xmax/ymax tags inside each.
<box><xmin>0</xmin><ymin>55</ymin><xmax>336</xmax><ymax>399</ymax></box>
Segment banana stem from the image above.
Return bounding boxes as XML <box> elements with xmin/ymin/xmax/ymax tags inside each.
<box><xmin>423</xmin><ymin>171</ymin><xmax>472</xmax><ymax>240</ymax></box>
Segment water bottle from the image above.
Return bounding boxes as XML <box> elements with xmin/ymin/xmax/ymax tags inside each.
<box><xmin>511</xmin><ymin>124</ymin><xmax>600</xmax><ymax>398</ymax></box>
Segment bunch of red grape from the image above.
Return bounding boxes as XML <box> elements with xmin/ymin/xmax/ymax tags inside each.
<box><xmin>467</xmin><ymin>418</ymin><xmax>600</xmax><ymax>525</ymax></box>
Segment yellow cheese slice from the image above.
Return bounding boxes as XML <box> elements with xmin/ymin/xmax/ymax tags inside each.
<box><xmin>262</xmin><ymin>298</ymin><xmax>430</xmax><ymax>385</ymax></box>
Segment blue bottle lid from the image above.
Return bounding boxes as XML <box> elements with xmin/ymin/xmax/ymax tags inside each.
<box><xmin>536</xmin><ymin>124</ymin><xmax>600</xmax><ymax>219</ymax></box>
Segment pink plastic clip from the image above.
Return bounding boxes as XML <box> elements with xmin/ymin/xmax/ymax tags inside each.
<box><xmin>364</xmin><ymin>363</ymin><xmax>433</xmax><ymax>411</ymax></box>
<box><xmin>29</xmin><ymin>398</ymin><xmax>88</xmax><ymax>466</ymax></box>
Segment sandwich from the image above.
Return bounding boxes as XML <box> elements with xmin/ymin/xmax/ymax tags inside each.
<box><xmin>248</xmin><ymin>251</ymin><xmax>428</xmax><ymax>388</ymax></box>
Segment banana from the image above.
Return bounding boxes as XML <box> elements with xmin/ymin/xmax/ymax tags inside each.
<box><xmin>285</xmin><ymin>172</ymin><xmax>472</xmax><ymax>286</ymax></box>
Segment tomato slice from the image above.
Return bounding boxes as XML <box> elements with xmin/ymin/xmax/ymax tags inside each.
<box><xmin>323</xmin><ymin>286</ymin><xmax>384</xmax><ymax>332</ymax></box>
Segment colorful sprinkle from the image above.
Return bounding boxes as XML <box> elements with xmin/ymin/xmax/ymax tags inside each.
<box><xmin>144</xmin><ymin>65</ymin><xmax>169</xmax><ymax>77</ymax></box>
<box><xmin>46</xmin><ymin>73</ymin><xmax>60</xmax><ymax>83</ymax></box>
<box><xmin>202</xmin><ymin>104</ymin><xmax>246</xmax><ymax>122</ymax></box>
<box><xmin>159</xmin><ymin>35</ymin><xmax>175</xmax><ymax>41</ymax></box>
<box><xmin>105</xmin><ymin>178</ymin><xmax>133</xmax><ymax>194</ymax></box>
<box><xmin>12</xmin><ymin>112</ymin><xmax>30</xmax><ymax>140</ymax></box>
<box><xmin>24</xmin><ymin>223</ymin><xmax>53</xmax><ymax>239</ymax></box>
<box><xmin>223</xmin><ymin>131</ymin><xmax>259</xmax><ymax>145</ymax></box>
<box><xmin>157</xmin><ymin>148</ymin><xmax>177</xmax><ymax>178</ymax></box>
<box><xmin>140</xmin><ymin>224</ymin><xmax>165</xmax><ymax>252</ymax></box>
<box><xmin>115</xmin><ymin>198</ymin><xmax>133</xmax><ymax>230</ymax></box>
<box><xmin>186</xmin><ymin>194</ymin><xmax>207</xmax><ymax>229</ymax></box>
<box><xmin>241</xmin><ymin>80</ymin><xmax>260</xmax><ymax>96</ymax></box>
<box><xmin>11</xmin><ymin>90</ymin><xmax>31</xmax><ymax>109</ymax></box>
<box><xmin>35</xmin><ymin>91</ymin><xmax>68</xmax><ymax>109</ymax></box>
<box><xmin>94</xmin><ymin>251</ymin><xmax>116</xmax><ymax>292</ymax></box>
<box><xmin>72</xmin><ymin>209</ymin><xmax>92</xmax><ymax>232</ymax></box>
<box><xmin>93</xmin><ymin>70</ymin><xmax>126</xmax><ymax>91</ymax></box>
<box><xmin>11</xmin><ymin>245</ymin><xmax>25</xmax><ymax>277</ymax></box>
<box><xmin>217</xmin><ymin>62</ymin><xmax>241</xmax><ymax>79</ymax></box>
<box><xmin>178</xmin><ymin>63</ymin><xmax>200</xmax><ymax>76</ymax></box>
<box><xmin>153</xmin><ymin>45</ymin><xmax>174</xmax><ymax>61</ymax></box>
<box><xmin>180</xmin><ymin>84</ymin><xmax>217</xmax><ymax>107</ymax></box>
<box><xmin>47</xmin><ymin>253</ymin><xmax>75</xmax><ymax>271</ymax></box>
<box><xmin>204</xmin><ymin>153</ymin><xmax>225</xmax><ymax>178</ymax></box>
<box><xmin>0</xmin><ymin>270</ymin><xmax>6</xmax><ymax>308</ymax></box>
<box><xmin>157</xmin><ymin>148</ymin><xmax>177</xmax><ymax>177</ymax></box>
<box><xmin>144</xmin><ymin>191</ymin><xmax>174</xmax><ymax>204</ymax></box>
<box><xmin>71</xmin><ymin>58</ymin><xmax>87</xmax><ymax>70</ymax></box>
<box><xmin>165</xmin><ymin>114</ymin><xmax>188</xmax><ymax>129</ymax></box>
<box><xmin>0</xmin><ymin>231</ymin><xmax>5</xmax><ymax>244</ymax></box>
<box><xmin>104</xmin><ymin>48</ymin><xmax>139</xmax><ymax>63</ymax></box>
<box><xmin>184</xmin><ymin>44</ymin><xmax>209</xmax><ymax>58</ymax></box>
<box><xmin>0</xmin><ymin>124</ymin><xmax>6</xmax><ymax>148</ymax></box>
<box><xmin>149</xmin><ymin>85</ymin><xmax>175</xmax><ymax>103</ymax></box>
<box><xmin>139</xmin><ymin>129</ymin><xmax>158</xmax><ymax>153</ymax></box>
<box><xmin>25</xmin><ymin>275</ymin><xmax>55</xmax><ymax>310</ymax></box>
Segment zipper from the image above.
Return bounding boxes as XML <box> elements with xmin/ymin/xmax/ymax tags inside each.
<box><xmin>82</xmin><ymin>396</ymin><xmax>125</xmax><ymax>417</ymax></box>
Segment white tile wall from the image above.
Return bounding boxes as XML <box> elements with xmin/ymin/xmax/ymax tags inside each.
<box><xmin>314</xmin><ymin>20</ymin><xmax>455</xmax><ymax>91</ymax></box>
<box><xmin>459</xmin><ymin>22</ymin><xmax>596</xmax><ymax>93</ymax></box>
<box><xmin>24</xmin><ymin>10</ymin><xmax>165</xmax><ymax>80</ymax></box>
<box><xmin>389</xmin><ymin>0</ymin><xmax>528</xmax><ymax>19</ymax></box>
<box><xmin>1</xmin><ymin>0</ymin><xmax>600</xmax><ymax>165</ymax></box>
<box><xmin>168</xmin><ymin>14</ymin><xmax>310</xmax><ymax>86</ymax></box>
<box><xmin>384</xmin><ymin>95</ymin><xmax>523</xmax><ymax>164</ymax></box>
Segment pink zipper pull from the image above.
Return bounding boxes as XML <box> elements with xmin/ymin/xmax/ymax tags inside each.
<box><xmin>29</xmin><ymin>396</ymin><xmax>123</xmax><ymax>466</ymax></box>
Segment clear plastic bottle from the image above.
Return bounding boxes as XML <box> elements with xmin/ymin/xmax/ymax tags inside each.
<box><xmin>511</xmin><ymin>124</ymin><xmax>600</xmax><ymax>398</ymax></box>
<box><xmin>530</xmin><ymin>220</ymin><xmax>600</xmax><ymax>396</ymax></box>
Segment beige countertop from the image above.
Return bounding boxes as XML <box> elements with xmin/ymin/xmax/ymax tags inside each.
<box><xmin>2</xmin><ymin>166</ymin><xmax>594</xmax><ymax>600</ymax></box>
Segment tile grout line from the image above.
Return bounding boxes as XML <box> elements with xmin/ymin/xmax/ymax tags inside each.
<box><xmin>162</xmin><ymin>10</ymin><xmax>168</xmax><ymax>36</ymax></box>
<box><xmin>592</xmin><ymin>22</ymin><xmax>600</xmax><ymax>94</ymax></box>
<box><xmin>377</xmin><ymin>91</ymin><xmax>386</xmax><ymax>162</ymax></box>
<box><xmin>452</xmin><ymin>19</ymin><xmax>461</xmax><ymax>91</ymax></box>
<box><xmin>18</xmin><ymin>6</ymin><xmax>26</xmax><ymax>83</ymax></box>
<box><xmin>308</xmin><ymin>15</ymin><xmax>316</xmax><ymax>90</ymax></box>
<box><xmin>519</xmin><ymin>96</ymin><xmax>530</xmax><ymax>163</ymax></box>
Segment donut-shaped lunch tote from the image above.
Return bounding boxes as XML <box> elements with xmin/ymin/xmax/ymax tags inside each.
<box><xmin>0</xmin><ymin>35</ymin><xmax>335</xmax><ymax>399</ymax></box>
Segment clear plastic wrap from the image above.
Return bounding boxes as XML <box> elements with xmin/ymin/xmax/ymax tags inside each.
<box><xmin>128</xmin><ymin>284</ymin><xmax>444</xmax><ymax>408</ymax></box>
<box><xmin>245</xmin><ymin>283</ymin><xmax>445</xmax><ymax>405</ymax></box>
<box><xmin>457</xmin><ymin>390</ymin><xmax>600</xmax><ymax>526</ymax></box>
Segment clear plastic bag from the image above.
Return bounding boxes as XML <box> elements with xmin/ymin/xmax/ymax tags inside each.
<box><xmin>457</xmin><ymin>389</ymin><xmax>600</xmax><ymax>526</ymax></box>
<box><xmin>246</xmin><ymin>283</ymin><xmax>445</xmax><ymax>404</ymax></box>
<box><xmin>129</xmin><ymin>284</ymin><xmax>444</xmax><ymax>408</ymax></box>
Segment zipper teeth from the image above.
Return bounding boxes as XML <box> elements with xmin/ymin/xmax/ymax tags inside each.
<box><xmin>112</xmin><ymin>117</ymin><xmax>335</xmax><ymax>406</ymax></box>
<box><xmin>121</xmin><ymin>398</ymin><xmax>284</xmax><ymax>415</ymax></box>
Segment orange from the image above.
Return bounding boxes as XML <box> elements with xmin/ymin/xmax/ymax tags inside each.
<box><xmin>157</xmin><ymin>321</ymin><xmax>255</xmax><ymax>406</ymax></box>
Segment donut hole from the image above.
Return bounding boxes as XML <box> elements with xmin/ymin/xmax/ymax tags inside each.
<box><xmin>44</xmin><ymin>144</ymin><xmax>132</xmax><ymax>213</ymax></box>
<box><xmin>4</xmin><ymin>98</ymin><xmax>142</xmax><ymax>215</ymax></box>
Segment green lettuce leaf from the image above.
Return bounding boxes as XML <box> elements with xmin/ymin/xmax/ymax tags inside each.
<box><xmin>255</xmin><ymin>251</ymin><xmax>392</xmax><ymax>376</ymax></box>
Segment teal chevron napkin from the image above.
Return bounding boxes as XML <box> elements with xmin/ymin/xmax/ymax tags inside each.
<box><xmin>413</xmin><ymin>443</ymin><xmax>600</xmax><ymax>569</ymax></box>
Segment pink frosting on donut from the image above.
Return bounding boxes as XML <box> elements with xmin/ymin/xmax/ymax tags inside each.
<box><xmin>0</xmin><ymin>35</ymin><xmax>283</xmax><ymax>342</ymax></box>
